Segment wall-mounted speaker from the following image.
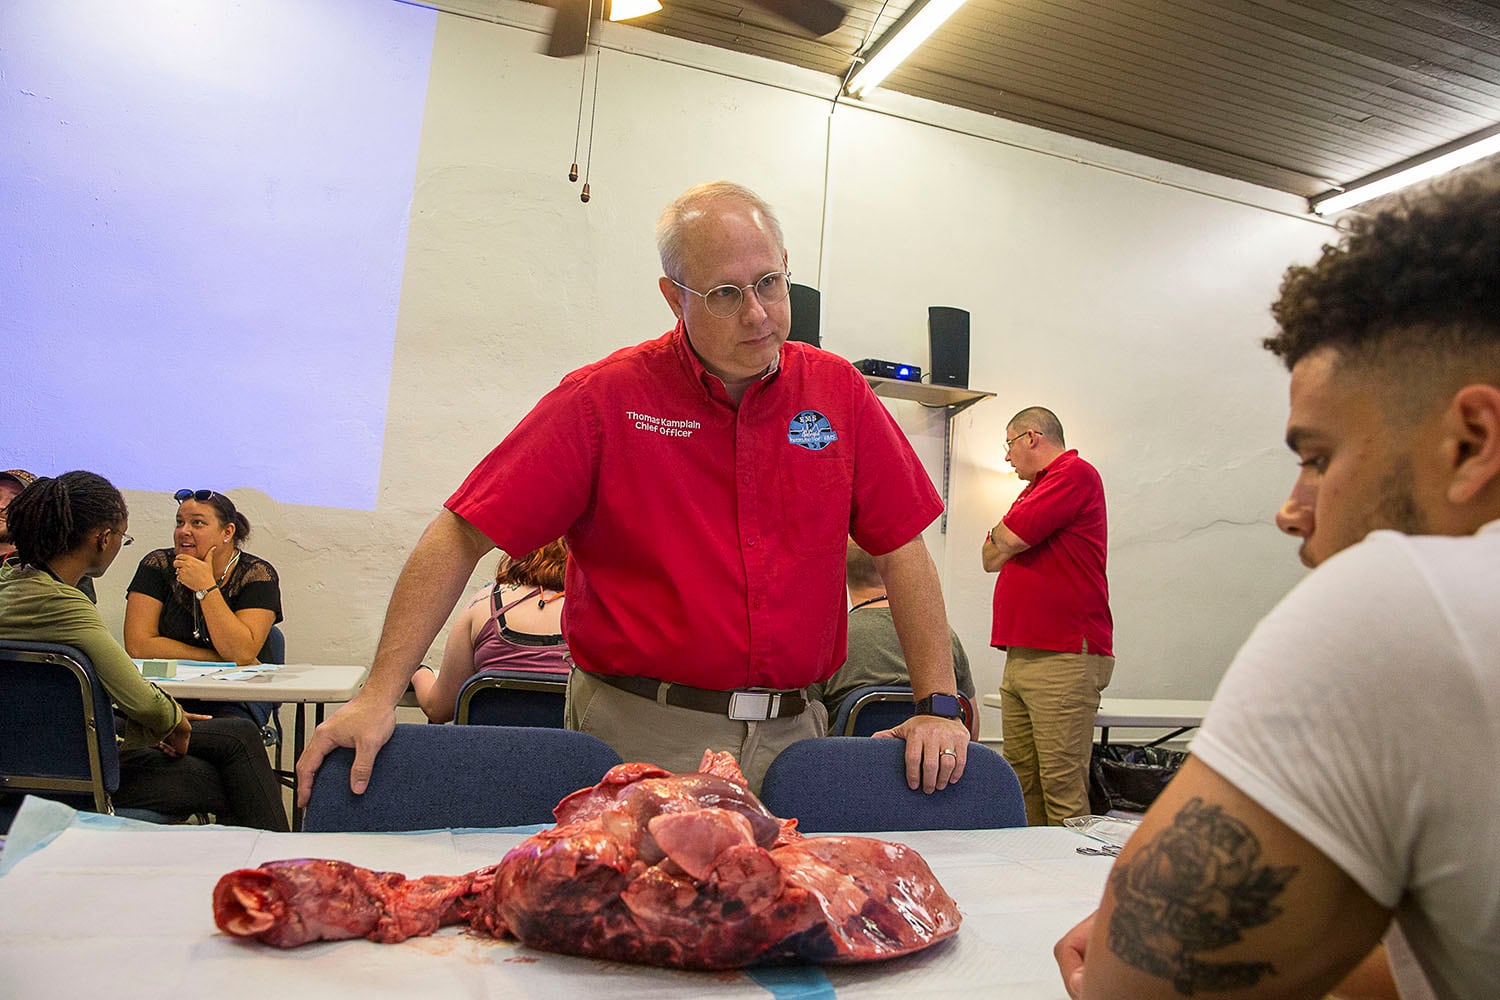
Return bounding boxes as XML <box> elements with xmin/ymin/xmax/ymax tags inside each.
<box><xmin>787</xmin><ymin>283</ymin><xmax>821</xmax><ymax>348</ymax></box>
<box><xmin>928</xmin><ymin>306</ymin><xmax>970</xmax><ymax>389</ymax></box>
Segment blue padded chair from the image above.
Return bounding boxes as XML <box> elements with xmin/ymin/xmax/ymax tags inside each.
<box><xmin>454</xmin><ymin>670</ymin><xmax>568</xmax><ymax>728</ymax></box>
<box><xmin>0</xmin><ymin>639</ymin><xmax>182</xmax><ymax>831</ymax></box>
<box><xmin>260</xmin><ymin>624</ymin><xmax>286</xmax><ymax>757</ymax></box>
<box><xmin>759</xmin><ymin>736</ymin><xmax>1026</xmax><ymax>832</ymax></box>
<box><xmin>303</xmin><ymin>723</ymin><xmax>623</xmax><ymax>832</ymax></box>
<box><xmin>830</xmin><ymin>685</ymin><xmax>976</xmax><ymax>737</ymax></box>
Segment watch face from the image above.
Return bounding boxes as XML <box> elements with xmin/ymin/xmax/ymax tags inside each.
<box><xmin>929</xmin><ymin>693</ymin><xmax>961</xmax><ymax>717</ymax></box>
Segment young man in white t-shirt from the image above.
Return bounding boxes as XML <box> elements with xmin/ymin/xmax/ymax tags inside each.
<box><xmin>1055</xmin><ymin>168</ymin><xmax>1500</xmax><ymax>1000</ymax></box>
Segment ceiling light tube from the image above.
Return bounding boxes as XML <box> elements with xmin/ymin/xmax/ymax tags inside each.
<box><xmin>1310</xmin><ymin>123</ymin><xmax>1500</xmax><ymax>215</ymax></box>
<box><xmin>607</xmin><ymin>0</ymin><xmax>661</xmax><ymax>22</ymax></box>
<box><xmin>845</xmin><ymin>0</ymin><xmax>968</xmax><ymax>98</ymax></box>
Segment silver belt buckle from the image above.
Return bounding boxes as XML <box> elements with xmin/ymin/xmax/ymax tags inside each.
<box><xmin>728</xmin><ymin>689</ymin><xmax>780</xmax><ymax>721</ymax></box>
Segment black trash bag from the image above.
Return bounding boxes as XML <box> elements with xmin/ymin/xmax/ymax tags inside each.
<box><xmin>1088</xmin><ymin>743</ymin><xmax>1189</xmax><ymax>815</ymax></box>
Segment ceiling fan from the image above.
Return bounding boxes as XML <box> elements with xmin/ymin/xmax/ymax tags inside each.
<box><xmin>545</xmin><ymin>0</ymin><xmax>848</xmax><ymax>58</ymax></box>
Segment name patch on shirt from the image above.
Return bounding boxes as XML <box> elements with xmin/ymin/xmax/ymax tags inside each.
<box><xmin>788</xmin><ymin>410</ymin><xmax>839</xmax><ymax>451</ymax></box>
<box><xmin>628</xmin><ymin>410</ymin><xmax>701</xmax><ymax>438</ymax></box>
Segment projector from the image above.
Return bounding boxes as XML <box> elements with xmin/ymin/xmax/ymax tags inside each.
<box><xmin>853</xmin><ymin>358</ymin><xmax>922</xmax><ymax>382</ymax></box>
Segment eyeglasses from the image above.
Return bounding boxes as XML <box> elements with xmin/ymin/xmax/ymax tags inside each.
<box><xmin>1004</xmin><ymin>430</ymin><xmax>1036</xmax><ymax>453</ymax></box>
<box><xmin>120</xmin><ymin>532</ymin><xmax>134</xmax><ymax>547</ymax></box>
<box><xmin>668</xmin><ymin>270</ymin><xmax>791</xmax><ymax>318</ymax></box>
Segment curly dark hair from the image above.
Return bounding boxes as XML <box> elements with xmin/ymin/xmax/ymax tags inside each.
<box><xmin>496</xmin><ymin>538</ymin><xmax>568</xmax><ymax>592</ymax></box>
<box><xmin>1265</xmin><ymin>168</ymin><xmax>1500</xmax><ymax>375</ymax></box>
<box><xmin>6</xmin><ymin>471</ymin><xmax>128</xmax><ymax>566</ymax></box>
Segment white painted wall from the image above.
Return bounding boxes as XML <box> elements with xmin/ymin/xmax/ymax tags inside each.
<box><xmin>15</xmin><ymin>1</ymin><xmax>1336</xmax><ymax>736</ymax></box>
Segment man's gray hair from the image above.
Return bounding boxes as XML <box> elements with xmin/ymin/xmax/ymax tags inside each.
<box><xmin>1008</xmin><ymin>406</ymin><xmax>1066</xmax><ymax>448</ymax></box>
<box><xmin>655</xmin><ymin>181</ymin><xmax>785</xmax><ymax>280</ymax></box>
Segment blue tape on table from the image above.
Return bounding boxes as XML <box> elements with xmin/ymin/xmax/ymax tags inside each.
<box><xmin>746</xmin><ymin>966</ymin><xmax>837</xmax><ymax>999</ymax></box>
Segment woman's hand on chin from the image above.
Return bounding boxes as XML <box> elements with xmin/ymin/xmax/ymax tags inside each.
<box><xmin>173</xmin><ymin>544</ymin><xmax>219</xmax><ymax>592</ymax></box>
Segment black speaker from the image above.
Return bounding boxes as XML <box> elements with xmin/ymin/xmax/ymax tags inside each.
<box><xmin>928</xmin><ymin>306</ymin><xmax>970</xmax><ymax>389</ymax></box>
<box><xmin>787</xmin><ymin>283</ymin><xmax>821</xmax><ymax>348</ymax></box>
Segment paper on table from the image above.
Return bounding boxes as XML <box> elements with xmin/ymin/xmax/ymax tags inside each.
<box><xmin>0</xmin><ymin>803</ymin><xmax>1108</xmax><ymax>1000</ymax></box>
<box><xmin>1064</xmin><ymin>815</ymin><xmax>1141</xmax><ymax>848</ymax></box>
<box><xmin>130</xmin><ymin>660</ymin><xmax>277</xmax><ymax>681</ymax></box>
<box><xmin>213</xmin><ymin>665</ymin><xmax>280</xmax><ymax>681</ymax></box>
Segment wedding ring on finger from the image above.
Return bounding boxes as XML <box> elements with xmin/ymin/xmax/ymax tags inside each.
<box><xmin>939</xmin><ymin>748</ymin><xmax>957</xmax><ymax>758</ymax></box>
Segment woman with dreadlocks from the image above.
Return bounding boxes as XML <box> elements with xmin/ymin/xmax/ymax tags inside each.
<box><xmin>0</xmin><ymin>471</ymin><xmax>286</xmax><ymax>829</ymax></box>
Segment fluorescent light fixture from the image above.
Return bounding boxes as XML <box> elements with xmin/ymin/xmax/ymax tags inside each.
<box><xmin>845</xmin><ymin>0</ymin><xmax>968</xmax><ymax>98</ymax></box>
<box><xmin>607</xmin><ymin>0</ymin><xmax>661</xmax><ymax>21</ymax></box>
<box><xmin>1310</xmin><ymin>123</ymin><xmax>1500</xmax><ymax>215</ymax></box>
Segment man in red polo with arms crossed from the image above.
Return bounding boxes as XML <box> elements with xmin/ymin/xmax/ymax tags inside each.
<box><xmin>983</xmin><ymin>406</ymin><xmax>1113</xmax><ymax>825</ymax></box>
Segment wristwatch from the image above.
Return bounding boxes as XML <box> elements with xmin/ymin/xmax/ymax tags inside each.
<box><xmin>195</xmin><ymin>583</ymin><xmax>220</xmax><ymax>601</ymax></box>
<box><xmin>913</xmin><ymin>693</ymin><xmax>962</xmax><ymax>719</ymax></box>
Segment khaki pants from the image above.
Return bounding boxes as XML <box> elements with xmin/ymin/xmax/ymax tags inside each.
<box><xmin>999</xmin><ymin>645</ymin><xmax>1114</xmax><ymax>826</ymax></box>
<box><xmin>565</xmin><ymin>669</ymin><xmax>828</xmax><ymax>795</ymax></box>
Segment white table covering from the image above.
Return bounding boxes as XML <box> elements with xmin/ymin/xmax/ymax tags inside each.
<box><xmin>0</xmin><ymin>797</ymin><xmax>1111</xmax><ymax>999</ymax></box>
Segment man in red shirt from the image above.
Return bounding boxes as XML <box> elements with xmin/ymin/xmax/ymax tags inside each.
<box><xmin>298</xmin><ymin>181</ymin><xmax>971</xmax><ymax>799</ymax></box>
<box><xmin>983</xmin><ymin>407</ymin><xmax>1113</xmax><ymax>824</ymax></box>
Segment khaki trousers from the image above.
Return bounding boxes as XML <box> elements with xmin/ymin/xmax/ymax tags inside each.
<box><xmin>565</xmin><ymin>669</ymin><xmax>828</xmax><ymax>795</ymax></box>
<box><xmin>999</xmin><ymin>644</ymin><xmax>1114</xmax><ymax>826</ymax></box>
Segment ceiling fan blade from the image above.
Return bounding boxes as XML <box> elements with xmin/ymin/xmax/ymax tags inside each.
<box><xmin>752</xmin><ymin>0</ymin><xmax>846</xmax><ymax>36</ymax></box>
<box><xmin>546</xmin><ymin>0</ymin><xmax>594</xmax><ymax>57</ymax></box>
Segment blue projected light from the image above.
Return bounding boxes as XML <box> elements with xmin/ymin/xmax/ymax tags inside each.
<box><xmin>1</xmin><ymin>0</ymin><xmax>437</xmax><ymax>510</ymax></box>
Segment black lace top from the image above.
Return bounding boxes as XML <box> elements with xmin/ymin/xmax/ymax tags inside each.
<box><xmin>126</xmin><ymin>548</ymin><xmax>283</xmax><ymax>661</ymax></box>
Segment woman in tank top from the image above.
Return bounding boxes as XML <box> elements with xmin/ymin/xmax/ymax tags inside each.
<box><xmin>411</xmin><ymin>538</ymin><xmax>570</xmax><ymax>723</ymax></box>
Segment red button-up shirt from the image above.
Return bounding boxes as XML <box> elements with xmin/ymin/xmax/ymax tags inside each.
<box><xmin>448</xmin><ymin>322</ymin><xmax>942</xmax><ymax>690</ymax></box>
<box><xmin>991</xmin><ymin>449</ymin><xmax>1113</xmax><ymax>657</ymax></box>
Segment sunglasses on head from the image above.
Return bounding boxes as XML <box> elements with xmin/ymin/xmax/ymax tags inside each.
<box><xmin>174</xmin><ymin>491</ymin><xmax>235</xmax><ymax>515</ymax></box>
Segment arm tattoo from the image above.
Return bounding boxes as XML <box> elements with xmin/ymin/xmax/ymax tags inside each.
<box><xmin>1105</xmin><ymin>797</ymin><xmax>1296</xmax><ymax>994</ymax></box>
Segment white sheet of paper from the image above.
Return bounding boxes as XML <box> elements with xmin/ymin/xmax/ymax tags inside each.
<box><xmin>0</xmin><ymin>806</ymin><xmax>1108</xmax><ymax>999</ymax></box>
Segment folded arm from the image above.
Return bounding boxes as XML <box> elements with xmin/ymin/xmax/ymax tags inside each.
<box><xmin>981</xmin><ymin>520</ymin><xmax>1030</xmax><ymax>573</ymax></box>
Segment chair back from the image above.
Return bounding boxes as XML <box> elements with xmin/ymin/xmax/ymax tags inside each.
<box><xmin>759</xmin><ymin>737</ymin><xmax>1026</xmax><ymax>832</ymax></box>
<box><xmin>263</xmin><ymin>624</ymin><xmax>285</xmax><ymax>664</ymax></box>
<box><xmin>831</xmin><ymin>685</ymin><xmax>976</xmax><ymax>737</ymax></box>
<box><xmin>0</xmin><ymin>639</ymin><xmax>120</xmax><ymax>819</ymax></box>
<box><xmin>303</xmin><ymin>723</ymin><xmax>623</xmax><ymax>832</ymax></box>
<box><xmin>455</xmin><ymin>670</ymin><xmax>568</xmax><ymax>728</ymax></box>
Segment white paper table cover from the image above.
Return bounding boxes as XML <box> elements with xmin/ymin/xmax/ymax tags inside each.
<box><xmin>0</xmin><ymin>797</ymin><xmax>1110</xmax><ymax>999</ymax></box>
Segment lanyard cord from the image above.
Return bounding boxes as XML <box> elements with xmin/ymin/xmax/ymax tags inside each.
<box><xmin>849</xmin><ymin>594</ymin><xmax>888</xmax><ymax>613</ymax></box>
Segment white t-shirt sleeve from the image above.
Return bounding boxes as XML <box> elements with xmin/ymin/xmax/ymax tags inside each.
<box><xmin>1192</xmin><ymin>530</ymin><xmax>1483</xmax><ymax>909</ymax></box>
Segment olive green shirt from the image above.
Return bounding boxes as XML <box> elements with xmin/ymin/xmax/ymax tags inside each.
<box><xmin>0</xmin><ymin>562</ymin><xmax>182</xmax><ymax>748</ymax></box>
<box><xmin>809</xmin><ymin>606</ymin><xmax>975</xmax><ymax>721</ymax></box>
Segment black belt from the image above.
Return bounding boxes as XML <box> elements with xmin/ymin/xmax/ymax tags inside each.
<box><xmin>587</xmin><ymin>671</ymin><xmax>806</xmax><ymax>721</ymax></box>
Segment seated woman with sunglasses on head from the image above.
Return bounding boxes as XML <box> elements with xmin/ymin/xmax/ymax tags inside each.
<box><xmin>123</xmin><ymin>488</ymin><xmax>283</xmax><ymax>728</ymax></box>
<box><xmin>411</xmin><ymin>538</ymin><xmax>572</xmax><ymax>723</ymax></box>
<box><xmin>0</xmin><ymin>472</ymin><xmax>287</xmax><ymax>829</ymax></box>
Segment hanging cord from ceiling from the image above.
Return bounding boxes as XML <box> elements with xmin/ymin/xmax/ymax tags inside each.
<box><xmin>815</xmin><ymin>0</ymin><xmax>894</xmax><ymax>286</ymax></box>
<box><xmin>568</xmin><ymin>0</ymin><xmax>597</xmax><ymax>190</ymax></box>
<box><xmin>580</xmin><ymin>48</ymin><xmax>602</xmax><ymax>203</ymax></box>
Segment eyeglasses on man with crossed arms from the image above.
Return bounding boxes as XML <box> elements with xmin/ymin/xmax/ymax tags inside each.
<box><xmin>668</xmin><ymin>270</ymin><xmax>792</xmax><ymax>318</ymax></box>
<box><xmin>1004</xmin><ymin>429</ymin><xmax>1037</xmax><ymax>454</ymax></box>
